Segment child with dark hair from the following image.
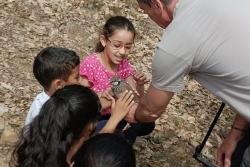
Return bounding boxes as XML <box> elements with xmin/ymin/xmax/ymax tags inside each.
<box><xmin>80</xmin><ymin>16</ymin><xmax>155</xmax><ymax>144</ymax></box>
<box><xmin>25</xmin><ymin>47</ymin><xmax>82</xmax><ymax>125</ymax></box>
<box><xmin>11</xmin><ymin>85</ymin><xmax>134</xmax><ymax>167</ymax></box>
<box><xmin>70</xmin><ymin>133</ymin><xmax>136</xmax><ymax>167</ymax></box>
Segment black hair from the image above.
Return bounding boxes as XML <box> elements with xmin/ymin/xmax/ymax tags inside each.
<box><xmin>10</xmin><ymin>85</ymin><xmax>101</xmax><ymax>167</ymax></box>
<box><xmin>33</xmin><ymin>47</ymin><xmax>80</xmax><ymax>90</ymax></box>
<box><xmin>95</xmin><ymin>16</ymin><xmax>136</xmax><ymax>52</ymax></box>
<box><xmin>71</xmin><ymin>133</ymin><xmax>136</xmax><ymax>167</ymax></box>
<box><xmin>138</xmin><ymin>0</ymin><xmax>173</xmax><ymax>6</ymax></box>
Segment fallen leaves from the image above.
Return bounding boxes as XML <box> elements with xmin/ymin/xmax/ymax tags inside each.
<box><xmin>0</xmin><ymin>0</ymin><xmax>236</xmax><ymax>167</ymax></box>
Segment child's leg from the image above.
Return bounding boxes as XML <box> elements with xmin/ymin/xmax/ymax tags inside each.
<box><xmin>122</xmin><ymin>128</ymin><xmax>137</xmax><ymax>145</ymax></box>
<box><xmin>99</xmin><ymin>114</ymin><xmax>111</xmax><ymax>121</ymax></box>
<box><xmin>120</xmin><ymin>122</ymin><xmax>155</xmax><ymax>145</ymax></box>
<box><xmin>130</xmin><ymin>122</ymin><xmax>155</xmax><ymax>136</ymax></box>
<box><xmin>99</xmin><ymin>114</ymin><xmax>138</xmax><ymax>144</ymax></box>
<box><xmin>94</xmin><ymin>120</ymin><xmax>108</xmax><ymax>134</ymax></box>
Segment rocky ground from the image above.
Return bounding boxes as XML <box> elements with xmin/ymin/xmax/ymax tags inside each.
<box><xmin>0</xmin><ymin>0</ymin><xmax>236</xmax><ymax>166</ymax></box>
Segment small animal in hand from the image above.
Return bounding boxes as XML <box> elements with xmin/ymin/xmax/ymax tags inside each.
<box><xmin>110</xmin><ymin>76</ymin><xmax>139</xmax><ymax>132</ymax></box>
<box><xmin>110</xmin><ymin>76</ymin><xmax>139</xmax><ymax>103</ymax></box>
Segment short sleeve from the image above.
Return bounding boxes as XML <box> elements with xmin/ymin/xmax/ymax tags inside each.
<box><xmin>152</xmin><ymin>47</ymin><xmax>191</xmax><ymax>92</ymax></box>
<box><xmin>119</xmin><ymin>59</ymin><xmax>135</xmax><ymax>79</ymax></box>
<box><xmin>79</xmin><ymin>57</ymin><xmax>95</xmax><ymax>84</ymax></box>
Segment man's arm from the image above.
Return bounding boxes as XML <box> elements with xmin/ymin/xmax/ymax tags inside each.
<box><xmin>125</xmin><ymin>47</ymin><xmax>189</xmax><ymax>123</ymax></box>
<box><xmin>218</xmin><ymin>113</ymin><xmax>250</xmax><ymax>167</ymax></box>
<box><xmin>134</xmin><ymin>83</ymin><xmax>174</xmax><ymax>122</ymax></box>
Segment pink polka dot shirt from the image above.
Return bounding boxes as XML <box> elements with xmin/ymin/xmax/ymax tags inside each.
<box><xmin>79</xmin><ymin>53</ymin><xmax>135</xmax><ymax>115</ymax></box>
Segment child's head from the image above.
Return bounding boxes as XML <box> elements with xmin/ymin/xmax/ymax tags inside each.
<box><xmin>71</xmin><ymin>133</ymin><xmax>136</xmax><ymax>167</ymax></box>
<box><xmin>95</xmin><ymin>16</ymin><xmax>136</xmax><ymax>59</ymax></box>
<box><xmin>33</xmin><ymin>47</ymin><xmax>81</xmax><ymax>92</ymax></box>
<box><xmin>11</xmin><ymin>85</ymin><xmax>101</xmax><ymax>167</ymax></box>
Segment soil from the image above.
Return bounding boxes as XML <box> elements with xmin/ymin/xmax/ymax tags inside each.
<box><xmin>0</xmin><ymin>0</ymin><xmax>236</xmax><ymax>166</ymax></box>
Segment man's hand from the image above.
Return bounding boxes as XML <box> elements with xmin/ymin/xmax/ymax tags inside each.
<box><xmin>217</xmin><ymin>131</ymin><xmax>240</xmax><ymax>167</ymax></box>
<box><xmin>218</xmin><ymin>114</ymin><xmax>249</xmax><ymax>167</ymax></box>
<box><xmin>124</xmin><ymin>103</ymin><xmax>138</xmax><ymax>123</ymax></box>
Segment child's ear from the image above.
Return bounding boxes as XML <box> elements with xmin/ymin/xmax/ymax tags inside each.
<box><xmin>70</xmin><ymin>162</ymin><xmax>75</xmax><ymax>167</ymax></box>
<box><xmin>151</xmin><ymin>0</ymin><xmax>164</xmax><ymax>14</ymax></box>
<box><xmin>53</xmin><ymin>79</ymin><xmax>65</xmax><ymax>90</ymax></box>
<box><xmin>83</xmin><ymin>123</ymin><xmax>96</xmax><ymax>137</ymax></box>
<box><xmin>88</xmin><ymin>123</ymin><xmax>95</xmax><ymax>134</ymax></box>
<box><xmin>100</xmin><ymin>35</ymin><xmax>107</xmax><ymax>47</ymax></box>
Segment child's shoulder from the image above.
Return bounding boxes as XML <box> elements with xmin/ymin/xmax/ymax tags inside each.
<box><xmin>82</xmin><ymin>53</ymin><xmax>98</xmax><ymax>64</ymax></box>
<box><xmin>80</xmin><ymin>53</ymin><xmax>100</xmax><ymax>70</ymax></box>
<box><xmin>84</xmin><ymin>53</ymin><xmax>98</xmax><ymax>60</ymax></box>
<box><xmin>33</xmin><ymin>91</ymin><xmax>50</xmax><ymax>105</ymax></box>
<box><xmin>121</xmin><ymin>58</ymin><xmax>130</xmax><ymax>63</ymax></box>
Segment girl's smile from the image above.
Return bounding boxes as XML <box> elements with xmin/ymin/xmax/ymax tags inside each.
<box><xmin>114</xmin><ymin>54</ymin><xmax>125</xmax><ymax>61</ymax></box>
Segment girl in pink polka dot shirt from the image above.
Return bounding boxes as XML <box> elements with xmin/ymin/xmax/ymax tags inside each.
<box><xmin>80</xmin><ymin>16</ymin><xmax>155</xmax><ymax>145</ymax></box>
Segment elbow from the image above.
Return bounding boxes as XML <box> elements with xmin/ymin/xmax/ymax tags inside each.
<box><xmin>138</xmin><ymin>95</ymin><xmax>167</xmax><ymax>122</ymax></box>
<box><xmin>142</xmin><ymin>102</ymin><xmax>164</xmax><ymax>121</ymax></box>
<box><xmin>141</xmin><ymin>103</ymin><xmax>164</xmax><ymax>121</ymax></box>
<box><xmin>147</xmin><ymin>108</ymin><xmax>164</xmax><ymax>120</ymax></box>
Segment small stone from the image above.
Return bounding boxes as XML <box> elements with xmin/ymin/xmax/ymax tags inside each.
<box><xmin>190</xmin><ymin>140</ymin><xmax>199</xmax><ymax>148</ymax></box>
<box><xmin>140</xmin><ymin>162</ymin><xmax>151</xmax><ymax>167</ymax></box>
<box><xmin>0</xmin><ymin>118</ymin><xmax>5</xmax><ymax>134</ymax></box>
<box><xmin>0</xmin><ymin>162</ymin><xmax>9</xmax><ymax>167</ymax></box>
<box><xmin>1</xmin><ymin>128</ymin><xmax>19</xmax><ymax>146</ymax></box>
<box><xmin>164</xmin><ymin>129</ymin><xmax>175</xmax><ymax>139</ymax></box>
<box><xmin>220</xmin><ymin>128</ymin><xmax>229</xmax><ymax>138</ymax></box>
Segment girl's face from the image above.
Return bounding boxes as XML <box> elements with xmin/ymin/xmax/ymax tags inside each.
<box><xmin>103</xmin><ymin>30</ymin><xmax>134</xmax><ymax>64</ymax></box>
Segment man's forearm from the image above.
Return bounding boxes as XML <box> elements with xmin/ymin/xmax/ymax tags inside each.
<box><xmin>135</xmin><ymin>95</ymin><xmax>164</xmax><ymax>122</ymax></box>
<box><xmin>133</xmin><ymin>84</ymin><xmax>174</xmax><ymax>123</ymax></box>
<box><xmin>229</xmin><ymin>113</ymin><xmax>250</xmax><ymax>140</ymax></box>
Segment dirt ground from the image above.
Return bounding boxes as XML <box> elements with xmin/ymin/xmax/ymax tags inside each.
<box><xmin>0</xmin><ymin>0</ymin><xmax>236</xmax><ymax>166</ymax></box>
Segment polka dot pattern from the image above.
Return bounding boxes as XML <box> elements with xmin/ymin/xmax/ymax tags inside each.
<box><xmin>80</xmin><ymin>53</ymin><xmax>135</xmax><ymax>115</ymax></box>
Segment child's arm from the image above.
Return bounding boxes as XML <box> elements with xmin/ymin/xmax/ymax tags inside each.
<box><xmin>125</xmin><ymin>72</ymin><xmax>150</xmax><ymax>98</ymax></box>
<box><xmin>99</xmin><ymin>98</ymin><xmax>111</xmax><ymax>110</ymax></box>
<box><xmin>125</xmin><ymin>75</ymin><xmax>143</xmax><ymax>97</ymax></box>
<box><xmin>79</xmin><ymin>76</ymin><xmax>91</xmax><ymax>87</ymax></box>
<box><xmin>80</xmin><ymin>76</ymin><xmax>111</xmax><ymax>110</ymax></box>
<box><xmin>133</xmin><ymin>72</ymin><xmax>150</xmax><ymax>97</ymax></box>
<box><xmin>99</xmin><ymin>90</ymin><xmax>134</xmax><ymax>133</ymax></box>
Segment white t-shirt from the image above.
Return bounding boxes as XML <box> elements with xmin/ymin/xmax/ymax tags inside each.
<box><xmin>152</xmin><ymin>0</ymin><xmax>250</xmax><ymax>120</ymax></box>
<box><xmin>25</xmin><ymin>91</ymin><xmax>50</xmax><ymax>125</ymax></box>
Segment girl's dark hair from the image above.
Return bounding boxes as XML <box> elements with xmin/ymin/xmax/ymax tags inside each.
<box><xmin>95</xmin><ymin>16</ymin><xmax>136</xmax><ymax>52</ymax></box>
<box><xmin>10</xmin><ymin>85</ymin><xmax>101</xmax><ymax>167</ymax></box>
<box><xmin>72</xmin><ymin>133</ymin><xmax>136</xmax><ymax>167</ymax></box>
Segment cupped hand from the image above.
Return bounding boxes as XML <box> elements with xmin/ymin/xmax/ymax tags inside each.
<box><xmin>97</xmin><ymin>88</ymin><xmax>114</xmax><ymax>100</ymax></box>
<box><xmin>110</xmin><ymin>90</ymin><xmax>134</xmax><ymax>121</ymax></box>
<box><xmin>124</xmin><ymin>103</ymin><xmax>138</xmax><ymax>123</ymax></box>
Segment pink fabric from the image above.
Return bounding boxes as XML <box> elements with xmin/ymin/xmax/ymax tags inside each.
<box><xmin>80</xmin><ymin>53</ymin><xmax>135</xmax><ymax>115</ymax></box>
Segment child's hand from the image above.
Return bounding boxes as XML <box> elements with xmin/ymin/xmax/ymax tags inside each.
<box><xmin>133</xmin><ymin>71</ymin><xmax>150</xmax><ymax>86</ymax></box>
<box><xmin>97</xmin><ymin>88</ymin><xmax>114</xmax><ymax>100</ymax></box>
<box><xmin>125</xmin><ymin>81</ymin><xmax>140</xmax><ymax>97</ymax></box>
<box><xmin>110</xmin><ymin>90</ymin><xmax>134</xmax><ymax>121</ymax></box>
